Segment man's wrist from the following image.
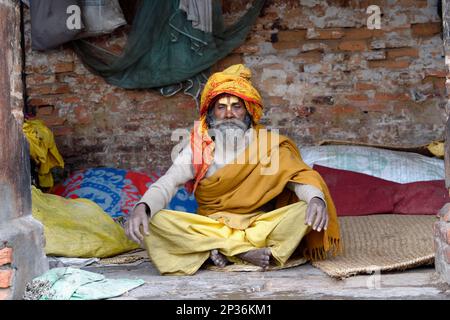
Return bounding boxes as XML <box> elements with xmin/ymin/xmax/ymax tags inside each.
<box><xmin>311</xmin><ymin>196</ymin><xmax>326</xmax><ymax>207</ymax></box>
<box><xmin>137</xmin><ymin>202</ymin><xmax>152</xmax><ymax>217</ymax></box>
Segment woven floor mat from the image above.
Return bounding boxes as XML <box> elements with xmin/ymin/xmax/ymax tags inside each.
<box><xmin>312</xmin><ymin>214</ymin><xmax>436</xmax><ymax>278</ymax></box>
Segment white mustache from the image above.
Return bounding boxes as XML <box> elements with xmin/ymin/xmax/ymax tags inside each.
<box><xmin>209</xmin><ymin>118</ymin><xmax>248</xmax><ymax>131</ymax></box>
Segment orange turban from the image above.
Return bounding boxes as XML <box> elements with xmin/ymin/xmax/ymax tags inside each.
<box><xmin>186</xmin><ymin>64</ymin><xmax>263</xmax><ymax>193</ymax></box>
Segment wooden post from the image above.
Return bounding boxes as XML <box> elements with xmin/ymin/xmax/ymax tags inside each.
<box><xmin>0</xmin><ymin>0</ymin><xmax>47</xmax><ymax>300</ymax></box>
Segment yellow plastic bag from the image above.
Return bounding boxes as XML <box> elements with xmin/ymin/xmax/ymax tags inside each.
<box><xmin>31</xmin><ymin>187</ymin><xmax>139</xmax><ymax>258</ymax></box>
<box><xmin>23</xmin><ymin>119</ymin><xmax>64</xmax><ymax>188</ymax></box>
<box><xmin>427</xmin><ymin>140</ymin><xmax>444</xmax><ymax>158</ymax></box>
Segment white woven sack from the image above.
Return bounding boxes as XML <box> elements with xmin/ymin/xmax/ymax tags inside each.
<box><xmin>300</xmin><ymin>145</ymin><xmax>444</xmax><ymax>183</ymax></box>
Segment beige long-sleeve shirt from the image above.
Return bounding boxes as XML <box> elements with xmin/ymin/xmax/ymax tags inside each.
<box><xmin>138</xmin><ymin>129</ymin><xmax>325</xmax><ymax>217</ymax></box>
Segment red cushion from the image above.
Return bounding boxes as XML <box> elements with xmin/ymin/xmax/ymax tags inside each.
<box><xmin>313</xmin><ymin>164</ymin><xmax>449</xmax><ymax>216</ymax></box>
<box><xmin>393</xmin><ymin>180</ymin><xmax>449</xmax><ymax>215</ymax></box>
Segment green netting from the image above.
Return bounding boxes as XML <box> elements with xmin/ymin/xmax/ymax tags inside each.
<box><xmin>72</xmin><ymin>0</ymin><xmax>265</xmax><ymax>92</ymax></box>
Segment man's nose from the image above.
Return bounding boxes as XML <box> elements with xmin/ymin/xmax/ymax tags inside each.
<box><xmin>225</xmin><ymin>106</ymin><xmax>234</xmax><ymax>118</ymax></box>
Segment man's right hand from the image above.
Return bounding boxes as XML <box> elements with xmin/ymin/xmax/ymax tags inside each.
<box><xmin>125</xmin><ymin>203</ymin><xmax>150</xmax><ymax>245</ymax></box>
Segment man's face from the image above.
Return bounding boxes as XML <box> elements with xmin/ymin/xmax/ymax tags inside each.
<box><xmin>212</xmin><ymin>95</ymin><xmax>247</xmax><ymax>122</ymax></box>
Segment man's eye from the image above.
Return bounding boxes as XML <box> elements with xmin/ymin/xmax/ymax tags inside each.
<box><xmin>232</xmin><ymin>104</ymin><xmax>242</xmax><ymax>109</ymax></box>
<box><xmin>217</xmin><ymin>105</ymin><xmax>225</xmax><ymax>110</ymax></box>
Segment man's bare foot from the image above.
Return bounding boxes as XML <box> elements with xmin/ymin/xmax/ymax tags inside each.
<box><xmin>237</xmin><ymin>248</ymin><xmax>272</xmax><ymax>270</ymax></box>
<box><xmin>210</xmin><ymin>249</ymin><xmax>228</xmax><ymax>268</ymax></box>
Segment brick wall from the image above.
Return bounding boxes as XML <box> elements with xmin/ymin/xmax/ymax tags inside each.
<box><xmin>24</xmin><ymin>0</ymin><xmax>447</xmax><ymax>177</ymax></box>
<box><xmin>0</xmin><ymin>247</ymin><xmax>13</xmax><ymax>300</ymax></box>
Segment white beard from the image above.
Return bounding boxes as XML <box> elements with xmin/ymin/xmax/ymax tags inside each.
<box><xmin>208</xmin><ymin>119</ymin><xmax>251</xmax><ymax>165</ymax></box>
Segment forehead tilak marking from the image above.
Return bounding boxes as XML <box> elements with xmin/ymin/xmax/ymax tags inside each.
<box><xmin>218</xmin><ymin>96</ymin><xmax>240</xmax><ymax>105</ymax></box>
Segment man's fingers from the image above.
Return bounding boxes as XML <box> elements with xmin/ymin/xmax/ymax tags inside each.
<box><xmin>124</xmin><ymin>222</ymin><xmax>130</xmax><ymax>238</ymax></box>
<box><xmin>313</xmin><ymin>208</ymin><xmax>322</xmax><ymax>230</ymax></box>
<box><xmin>305</xmin><ymin>204</ymin><xmax>316</xmax><ymax>226</ymax></box>
<box><xmin>129</xmin><ymin>219</ymin><xmax>143</xmax><ymax>244</ymax></box>
<box><xmin>317</xmin><ymin>208</ymin><xmax>327</xmax><ymax>232</ymax></box>
<box><xmin>134</xmin><ymin>223</ymin><xmax>144</xmax><ymax>242</ymax></box>
<box><xmin>129</xmin><ymin>226</ymin><xmax>140</xmax><ymax>244</ymax></box>
<box><xmin>324</xmin><ymin>213</ymin><xmax>329</xmax><ymax>230</ymax></box>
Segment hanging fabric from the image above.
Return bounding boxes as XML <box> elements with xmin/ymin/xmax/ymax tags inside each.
<box><xmin>179</xmin><ymin>0</ymin><xmax>213</xmax><ymax>33</ymax></box>
<box><xmin>72</xmin><ymin>0</ymin><xmax>266</xmax><ymax>107</ymax></box>
<box><xmin>30</xmin><ymin>0</ymin><xmax>84</xmax><ymax>51</ymax></box>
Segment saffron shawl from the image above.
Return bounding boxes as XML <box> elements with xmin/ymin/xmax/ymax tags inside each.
<box><xmin>194</xmin><ymin>127</ymin><xmax>342</xmax><ymax>261</ymax></box>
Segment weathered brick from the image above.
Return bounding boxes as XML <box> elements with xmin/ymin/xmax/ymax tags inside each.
<box><xmin>433</xmin><ymin>78</ymin><xmax>446</xmax><ymax>90</ymax></box>
<box><xmin>27</xmin><ymin>84</ymin><xmax>71</xmax><ymax>96</ymax></box>
<box><xmin>344</xmin><ymin>28</ymin><xmax>384</xmax><ymax>40</ymax></box>
<box><xmin>272</xmin><ymin>40</ymin><xmax>305</xmax><ymax>50</ymax></box>
<box><xmin>425</xmin><ymin>69</ymin><xmax>447</xmax><ymax>78</ymax></box>
<box><xmin>52</xmin><ymin>126</ymin><xmax>74</xmax><ymax>137</ymax></box>
<box><xmin>362</xmin><ymin>51</ymin><xmax>386</xmax><ymax>61</ymax></box>
<box><xmin>396</xmin><ymin>0</ymin><xmax>428</xmax><ymax>7</ymax></box>
<box><xmin>28</xmin><ymin>97</ymin><xmax>52</xmax><ymax>107</ymax></box>
<box><xmin>311</xmin><ymin>96</ymin><xmax>334</xmax><ymax>105</ymax></box>
<box><xmin>369</xmin><ymin>39</ymin><xmax>386</xmax><ymax>50</ymax></box>
<box><xmin>62</xmin><ymin>96</ymin><xmax>81</xmax><ymax>104</ymax></box>
<box><xmin>331</xmin><ymin>105</ymin><xmax>359</xmax><ymax>115</ymax></box>
<box><xmin>54</xmin><ymin>62</ymin><xmax>74</xmax><ymax>73</ymax></box>
<box><xmin>26</xmin><ymin>74</ymin><xmax>56</xmax><ymax>85</ymax></box>
<box><xmin>176</xmin><ymin>99</ymin><xmax>196</xmax><ymax>110</ymax></box>
<box><xmin>36</xmin><ymin>106</ymin><xmax>54</xmax><ymax>117</ymax></box>
<box><xmin>375</xmin><ymin>92</ymin><xmax>410</xmax><ymax>101</ymax></box>
<box><xmin>74</xmin><ymin>106</ymin><xmax>92</xmax><ymax>125</ymax></box>
<box><xmin>39</xmin><ymin>115</ymin><xmax>67</xmax><ymax>126</ymax></box>
<box><xmin>368</xmin><ymin>60</ymin><xmax>410</xmax><ymax>69</ymax></box>
<box><xmin>355</xmin><ymin>83</ymin><xmax>377</xmax><ymax>90</ymax></box>
<box><xmin>306</xmin><ymin>28</ymin><xmax>345</xmax><ymax>40</ymax></box>
<box><xmin>0</xmin><ymin>248</ymin><xmax>12</xmax><ymax>266</ymax></box>
<box><xmin>292</xmin><ymin>50</ymin><xmax>323</xmax><ymax>63</ymax></box>
<box><xmin>338</xmin><ymin>40</ymin><xmax>367</xmax><ymax>52</ymax></box>
<box><xmin>0</xmin><ymin>270</ymin><xmax>12</xmax><ymax>289</ymax></box>
<box><xmin>214</xmin><ymin>53</ymin><xmax>243</xmax><ymax>72</ymax></box>
<box><xmin>232</xmin><ymin>44</ymin><xmax>259</xmax><ymax>54</ymax></box>
<box><xmin>277</xmin><ymin>30</ymin><xmax>307</xmax><ymax>42</ymax></box>
<box><xmin>346</xmin><ymin>94</ymin><xmax>369</xmax><ymax>101</ymax></box>
<box><xmin>0</xmin><ymin>289</ymin><xmax>11</xmax><ymax>300</ymax></box>
<box><xmin>294</xmin><ymin>106</ymin><xmax>315</xmax><ymax>118</ymax></box>
<box><xmin>386</xmin><ymin>47</ymin><xmax>419</xmax><ymax>59</ymax></box>
<box><xmin>364</xmin><ymin>104</ymin><xmax>386</xmax><ymax>112</ymax></box>
<box><xmin>25</xmin><ymin>64</ymin><xmax>50</xmax><ymax>74</ymax></box>
<box><xmin>411</xmin><ymin>23</ymin><xmax>442</xmax><ymax>37</ymax></box>
<box><xmin>101</xmin><ymin>92</ymin><xmax>121</xmax><ymax>105</ymax></box>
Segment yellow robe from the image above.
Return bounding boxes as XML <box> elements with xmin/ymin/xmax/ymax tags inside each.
<box><xmin>144</xmin><ymin>128</ymin><xmax>341</xmax><ymax>275</ymax></box>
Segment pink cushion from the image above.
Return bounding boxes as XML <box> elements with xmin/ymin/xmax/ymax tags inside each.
<box><xmin>313</xmin><ymin>164</ymin><xmax>449</xmax><ymax>216</ymax></box>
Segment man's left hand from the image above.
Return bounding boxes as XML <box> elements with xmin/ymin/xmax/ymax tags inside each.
<box><xmin>305</xmin><ymin>197</ymin><xmax>329</xmax><ymax>232</ymax></box>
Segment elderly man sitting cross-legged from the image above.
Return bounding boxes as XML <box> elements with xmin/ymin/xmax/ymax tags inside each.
<box><xmin>125</xmin><ymin>64</ymin><xmax>341</xmax><ymax>275</ymax></box>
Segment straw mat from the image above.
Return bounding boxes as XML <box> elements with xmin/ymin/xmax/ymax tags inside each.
<box><xmin>312</xmin><ymin>214</ymin><xmax>436</xmax><ymax>278</ymax></box>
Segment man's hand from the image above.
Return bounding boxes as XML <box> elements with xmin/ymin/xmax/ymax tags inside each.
<box><xmin>305</xmin><ymin>197</ymin><xmax>328</xmax><ymax>232</ymax></box>
<box><xmin>125</xmin><ymin>203</ymin><xmax>150</xmax><ymax>245</ymax></box>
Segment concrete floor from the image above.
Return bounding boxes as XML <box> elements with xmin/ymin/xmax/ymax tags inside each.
<box><xmin>82</xmin><ymin>261</ymin><xmax>450</xmax><ymax>300</ymax></box>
